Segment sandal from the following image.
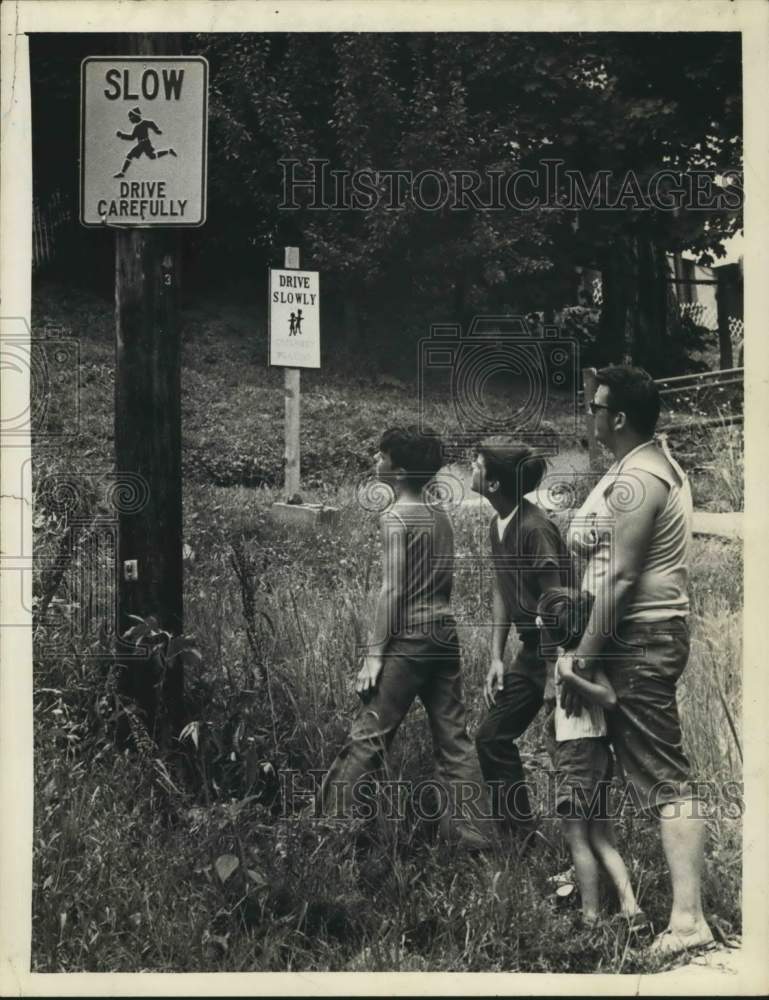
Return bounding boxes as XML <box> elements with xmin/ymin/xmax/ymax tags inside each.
<box><xmin>648</xmin><ymin>925</ymin><xmax>717</xmax><ymax>960</ymax></box>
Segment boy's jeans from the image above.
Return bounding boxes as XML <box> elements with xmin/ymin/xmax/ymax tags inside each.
<box><xmin>474</xmin><ymin>645</ymin><xmax>547</xmax><ymax>831</ymax></box>
<box><xmin>317</xmin><ymin>621</ymin><xmax>491</xmax><ymax>845</ymax></box>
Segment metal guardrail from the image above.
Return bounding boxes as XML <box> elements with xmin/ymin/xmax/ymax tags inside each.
<box><xmin>658</xmin><ymin>412</ymin><xmax>743</xmax><ymax>433</ymax></box>
<box><xmin>581</xmin><ymin>365</ymin><xmax>744</xmax><ymax>467</ymax></box>
<box><xmin>578</xmin><ymin>366</ymin><xmax>744</xmax><ymax>401</ymax></box>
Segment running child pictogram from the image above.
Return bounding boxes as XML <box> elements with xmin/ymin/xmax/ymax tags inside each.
<box><xmin>114</xmin><ymin>106</ymin><xmax>178</xmax><ymax>178</ymax></box>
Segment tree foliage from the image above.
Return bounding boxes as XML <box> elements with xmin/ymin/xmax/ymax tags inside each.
<box><xmin>30</xmin><ymin>31</ymin><xmax>742</xmax><ymax>370</ymax></box>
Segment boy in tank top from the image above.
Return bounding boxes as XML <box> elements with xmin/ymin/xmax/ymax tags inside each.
<box><xmin>316</xmin><ymin>426</ymin><xmax>490</xmax><ymax>849</ymax></box>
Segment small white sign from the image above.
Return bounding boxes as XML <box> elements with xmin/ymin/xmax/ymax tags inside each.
<box><xmin>269</xmin><ymin>269</ymin><xmax>321</xmax><ymax>368</ymax></box>
<box><xmin>80</xmin><ymin>56</ymin><xmax>208</xmax><ymax>227</ymax></box>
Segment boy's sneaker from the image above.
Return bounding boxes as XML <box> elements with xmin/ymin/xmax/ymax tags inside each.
<box><xmin>546</xmin><ymin>863</ymin><xmax>578</xmax><ymax>909</ymax></box>
<box><xmin>546</xmin><ymin>864</ymin><xmax>576</xmax><ymax>888</ymax></box>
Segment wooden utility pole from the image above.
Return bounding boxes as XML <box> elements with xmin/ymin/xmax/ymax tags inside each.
<box><xmin>115</xmin><ymin>33</ymin><xmax>183</xmax><ymax>637</ymax></box>
<box><xmin>283</xmin><ymin>245</ymin><xmax>301</xmax><ymax>499</ymax></box>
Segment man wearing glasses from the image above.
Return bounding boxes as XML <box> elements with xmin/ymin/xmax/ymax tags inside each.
<box><xmin>565</xmin><ymin>365</ymin><xmax>714</xmax><ymax>958</ymax></box>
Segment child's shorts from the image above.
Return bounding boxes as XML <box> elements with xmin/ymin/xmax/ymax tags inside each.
<box><xmin>552</xmin><ymin>736</ymin><xmax>613</xmax><ymax>820</ymax></box>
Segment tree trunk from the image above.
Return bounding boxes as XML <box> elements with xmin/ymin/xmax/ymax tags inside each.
<box><xmin>597</xmin><ymin>238</ymin><xmax>632</xmax><ymax>364</ymax></box>
<box><xmin>598</xmin><ymin>232</ymin><xmax>677</xmax><ymax>374</ymax></box>
<box><xmin>716</xmin><ymin>265</ymin><xmax>740</xmax><ymax>370</ymax></box>
<box><xmin>632</xmin><ymin>238</ymin><xmax>678</xmax><ymax>373</ymax></box>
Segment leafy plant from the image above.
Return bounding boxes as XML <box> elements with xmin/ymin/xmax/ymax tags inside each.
<box><xmin>115</xmin><ymin>614</ymin><xmax>202</xmax><ymax>749</ymax></box>
<box><xmin>29</xmin><ymin>281</ymin><xmax>742</xmax><ymax>973</ymax></box>
<box><xmin>556</xmin><ymin>305</ymin><xmax>601</xmax><ymax>366</ymax></box>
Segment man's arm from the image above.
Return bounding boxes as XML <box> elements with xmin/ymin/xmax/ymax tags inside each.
<box><xmin>148</xmin><ymin>119</ymin><xmax>162</xmax><ymax>135</ymax></box>
<box><xmin>116</xmin><ymin>130</ymin><xmax>132</xmax><ymax>140</ymax></box>
<box><xmin>563</xmin><ymin>471</ymin><xmax>667</xmax><ymax>715</ymax></box>
<box><xmin>557</xmin><ymin>658</ymin><xmax>616</xmax><ymax>710</ymax></box>
<box><xmin>574</xmin><ymin>471</ymin><xmax>666</xmax><ymax>662</ymax></box>
<box><xmin>357</xmin><ymin>514</ymin><xmax>406</xmax><ymax>697</ymax></box>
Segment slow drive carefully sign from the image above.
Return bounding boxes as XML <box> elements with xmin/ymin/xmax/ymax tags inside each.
<box><xmin>80</xmin><ymin>56</ymin><xmax>208</xmax><ymax>227</ymax></box>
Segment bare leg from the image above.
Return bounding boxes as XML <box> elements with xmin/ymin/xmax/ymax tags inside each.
<box><xmin>658</xmin><ymin>797</ymin><xmax>713</xmax><ymax>939</ymax></box>
<box><xmin>588</xmin><ymin>818</ymin><xmax>640</xmax><ymax>917</ymax></box>
<box><xmin>562</xmin><ymin>817</ymin><xmax>601</xmax><ymax>923</ymax></box>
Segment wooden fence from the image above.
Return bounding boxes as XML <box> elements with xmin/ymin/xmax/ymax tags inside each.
<box><xmin>32</xmin><ymin>190</ymin><xmax>73</xmax><ymax>271</ymax></box>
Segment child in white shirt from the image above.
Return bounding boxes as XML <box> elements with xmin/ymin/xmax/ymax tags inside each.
<box><xmin>537</xmin><ymin>587</ymin><xmax>647</xmax><ymax>930</ymax></box>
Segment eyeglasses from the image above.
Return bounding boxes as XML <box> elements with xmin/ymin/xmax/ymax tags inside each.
<box><xmin>589</xmin><ymin>401</ymin><xmax>615</xmax><ymax>415</ymax></box>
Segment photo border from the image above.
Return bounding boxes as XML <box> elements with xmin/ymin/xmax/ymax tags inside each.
<box><xmin>2</xmin><ymin>1</ymin><xmax>767</xmax><ymax>995</ymax></box>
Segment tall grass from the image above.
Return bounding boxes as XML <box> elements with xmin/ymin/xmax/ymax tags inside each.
<box><xmin>685</xmin><ymin>416</ymin><xmax>744</xmax><ymax>512</ymax></box>
<box><xmin>30</xmin><ymin>282</ymin><xmax>742</xmax><ymax>972</ymax></box>
<box><xmin>32</xmin><ymin>484</ymin><xmax>743</xmax><ymax>971</ymax></box>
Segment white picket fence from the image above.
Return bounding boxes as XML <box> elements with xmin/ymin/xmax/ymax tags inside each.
<box><xmin>591</xmin><ymin>276</ymin><xmax>742</xmax><ymax>355</ymax></box>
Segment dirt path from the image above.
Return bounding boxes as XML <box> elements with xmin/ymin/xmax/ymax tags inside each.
<box><xmin>691</xmin><ymin>511</ymin><xmax>742</xmax><ymax>541</ymax></box>
<box><xmin>635</xmin><ymin>944</ymin><xmax>749</xmax><ymax>994</ymax></box>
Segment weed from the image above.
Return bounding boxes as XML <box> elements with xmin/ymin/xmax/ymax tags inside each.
<box><xmin>30</xmin><ymin>281</ymin><xmax>743</xmax><ymax>972</ymax></box>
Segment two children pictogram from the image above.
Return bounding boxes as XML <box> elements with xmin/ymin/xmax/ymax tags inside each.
<box><xmin>289</xmin><ymin>310</ymin><xmax>303</xmax><ymax>336</ymax></box>
<box><xmin>114</xmin><ymin>107</ymin><xmax>178</xmax><ymax>178</ymax></box>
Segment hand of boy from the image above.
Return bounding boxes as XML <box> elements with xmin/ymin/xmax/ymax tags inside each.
<box><xmin>557</xmin><ymin>653</ymin><xmax>577</xmax><ymax>683</ymax></box>
<box><xmin>483</xmin><ymin>658</ymin><xmax>505</xmax><ymax>709</ymax></box>
<box><xmin>356</xmin><ymin>655</ymin><xmax>384</xmax><ymax>699</ymax></box>
<box><xmin>556</xmin><ymin>654</ymin><xmax>585</xmax><ymax>717</ymax></box>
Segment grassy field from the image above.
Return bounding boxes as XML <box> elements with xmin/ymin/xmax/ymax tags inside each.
<box><xmin>30</xmin><ymin>281</ymin><xmax>743</xmax><ymax>973</ymax></box>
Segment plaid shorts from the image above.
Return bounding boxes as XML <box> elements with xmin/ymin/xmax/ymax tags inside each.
<box><xmin>552</xmin><ymin>735</ymin><xmax>613</xmax><ymax>820</ymax></box>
